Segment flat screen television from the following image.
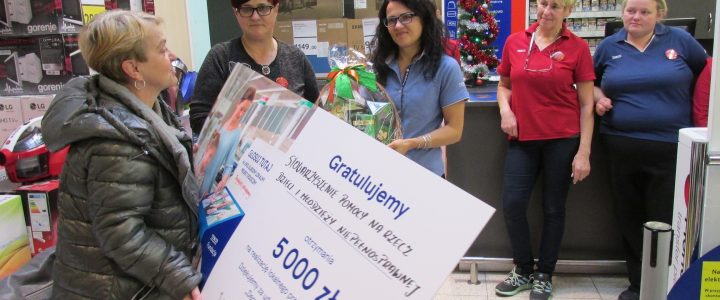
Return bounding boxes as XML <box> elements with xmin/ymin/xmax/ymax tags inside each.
<box><xmin>604</xmin><ymin>18</ymin><xmax>697</xmax><ymax>37</ymax></box>
<box><xmin>4</xmin><ymin>52</ymin><xmax>21</xmax><ymax>87</ymax></box>
<box><xmin>62</xmin><ymin>0</ymin><xmax>83</xmax><ymax>25</ymax></box>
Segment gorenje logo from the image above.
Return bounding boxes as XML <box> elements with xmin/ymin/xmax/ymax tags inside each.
<box><xmin>27</xmin><ymin>23</ymin><xmax>58</xmax><ymax>34</ymax></box>
<box><xmin>38</xmin><ymin>83</ymin><xmax>63</xmax><ymax>93</ymax></box>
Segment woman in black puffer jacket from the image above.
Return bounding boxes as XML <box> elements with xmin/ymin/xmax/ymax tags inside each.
<box><xmin>41</xmin><ymin>10</ymin><xmax>202</xmax><ymax>300</ymax></box>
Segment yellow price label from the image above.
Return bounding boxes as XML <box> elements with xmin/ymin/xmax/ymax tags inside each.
<box><xmin>82</xmin><ymin>5</ymin><xmax>106</xmax><ymax>25</ymax></box>
<box><xmin>701</xmin><ymin>261</ymin><xmax>720</xmax><ymax>300</ymax></box>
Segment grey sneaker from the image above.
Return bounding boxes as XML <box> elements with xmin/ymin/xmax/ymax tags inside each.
<box><xmin>530</xmin><ymin>272</ymin><xmax>552</xmax><ymax>300</ymax></box>
<box><xmin>495</xmin><ymin>267</ymin><xmax>533</xmax><ymax>296</ymax></box>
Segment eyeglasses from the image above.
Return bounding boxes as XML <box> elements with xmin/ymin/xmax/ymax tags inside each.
<box><xmin>383</xmin><ymin>12</ymin><xmax>416</xmax><ymax>27</ymax></box>
<box><xmin>235</xmin><ymin>5</ymin><xmax>274</xmax><ymax>17</ymax></box>
<box><xmin>524</xmin><ymin>32</ymin><xmax>554</xmax><ymax>72</ymax></box>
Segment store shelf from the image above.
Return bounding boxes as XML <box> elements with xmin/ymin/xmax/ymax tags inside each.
<box><xmin>575</xmin><ymin>30</ymin><xmax>605</xmax><ymax>38</ymax></box>
<box><xmin>530</xmin><ymin>10</ymin><xmax>621</xmax><ymax>20</ymax></box>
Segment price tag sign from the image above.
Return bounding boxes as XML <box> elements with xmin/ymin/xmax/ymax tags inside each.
<box><xmin>292</xmin><ymin>20</ymin><xmax>318</xmax><ymax>56</ymax></box>
<box><xmin>82</xmin><ymin>5</ymin><xmax>106</xmax><ymax>24</ymax></box>
<box><xmin>293</xmin><ymin>37</ymin><xmax>318</xmax><ymax>56</ymax></box>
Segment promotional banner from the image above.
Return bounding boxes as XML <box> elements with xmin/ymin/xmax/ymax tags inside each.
<box><xmin>196</xmin><ymin>64</ymin><xmax>495</xmax><ymax>299</ymax></box>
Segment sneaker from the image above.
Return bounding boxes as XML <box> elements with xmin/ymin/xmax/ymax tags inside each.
<box><xmin>529</xmin><ymin>272</ymin><xmax>552</xmax><ymax>300</ymax></box>
<box><xmin>495</xmin><ymin>267</ymin><xmax>533</xmax><ymax>296</ymax></box>
<box><xmin>617</xmin><ymin>288</ymin><xmax>639</xmax><ymax>300</ymax></box>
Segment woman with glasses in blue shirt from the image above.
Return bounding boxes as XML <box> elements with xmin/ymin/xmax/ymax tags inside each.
<box><xmin>370</xmin><ymin>0</ymin><xmax>469</xmax><ymax>177</ymax></box>
<box><xmin>493</xmin><ymin>0</ymin><xmax>595</xmax><ymax>299</ymax></box>
<box><xmin>189</xmin><ymin>0</ymin><xmax>319</xmax><ymax>135</ymax></box>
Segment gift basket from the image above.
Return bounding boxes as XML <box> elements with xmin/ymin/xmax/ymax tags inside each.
<box><xmin>316</xmin><ymin>45</ymin><xmax>402</xmax><ymax>144</ymax></box>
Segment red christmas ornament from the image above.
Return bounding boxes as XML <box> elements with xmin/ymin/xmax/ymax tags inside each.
<box><xmin>476</xmin><ymin>79</ymin><xmax>484</xmax><ymax>85</ymax></box>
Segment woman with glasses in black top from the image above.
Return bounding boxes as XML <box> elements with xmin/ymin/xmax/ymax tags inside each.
<box><xmin>189</xmin><ymin>0</ymin><xmax>319</xmax><ymax>135</ymax></box>
<box><xmin>493</xmin><ymin>0</ymin><xmax>595</xmax><ymax>299</ymax></box>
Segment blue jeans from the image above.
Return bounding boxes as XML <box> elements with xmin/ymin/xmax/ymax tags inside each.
<box><xmin>502</xmin><ymin>137</ymin><xmax>579</xmax><ymax>275</ymax></box>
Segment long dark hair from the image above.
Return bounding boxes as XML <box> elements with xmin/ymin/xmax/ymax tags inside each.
<box><xmin>370</xmin><ymin>0</ymin><xmax>445</xmax><ymax>85</ymax></box>
<box><xmin>231</xmin><ymin>0</ymin><xmax>279</xmax><ymax>9</ymax></box>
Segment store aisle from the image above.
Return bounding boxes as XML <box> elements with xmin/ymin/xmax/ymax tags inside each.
<box><xmin>434</xmin><ymin>272</ymin><xmax>628</xmax><ymax>299</ymax></box>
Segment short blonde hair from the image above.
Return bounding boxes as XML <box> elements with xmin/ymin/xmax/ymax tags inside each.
<box><xmin>621</xmin><ymin>0</ymin><xmax>668</xmax><ymax>16</ymax></box>
<box><xmin>559</xmin><ymin>0</ymin><xmax>577</xmax><ymax>9</ymax></box>
<box><xmin>79</xmin><ymin>10</ymin><xmax>162</xmax><ymax>83</ymax></box>
<box><xmin>537</xmin><ymin>0</ymin><xmax>577</xmax><ymax>9</ymax></box>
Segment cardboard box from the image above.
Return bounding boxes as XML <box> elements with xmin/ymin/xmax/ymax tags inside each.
<box><xmin>20</xmin><ymin>94</ymin><xmax>53</xmax><ymax>123</ymax></box>
<box><xmin>346</xmin><ymin>19</ymin><xmax>364</xmax><ymax>53</ymax></box>
<box><xmin>317</xmin><ymin>18</ymin><xmax>348</xmax><ymax>57</ymax></box>
<box><xmin>16</xmin><ymin>180</ymin><xmax>59</xmax><ymax>256</ymax></box>
<box><xmin>0</xmin><ymin>0</ymin><xmax>81</xmax><ymax>35</ymax></box>
<box><xmin>0</xmin><ymin>35</ymin><xmax>74</xmax><ymax>96</ymax></box>
<box><xmin>59</xmin><ymin>0</ymin><xmax>84</xmax><ymax>33</ymax></box>
<box><xmin>0</xmin><ymin>194</ymin><xmax>31</xmax><ymax>279</ymax></box>
<box><xmin>278</xmin><ymin>0</ymin><xmax>352</xmax><ymax>21</ymax></box>
<box><xmin>354</xmin><ymin>0</ymin><xmax>382</xmax><ymax>19</ymax></box>
<box><xmin>275</xmin><ymin>18</ymin><xmax>377</xmax><ymax>72</ymax></box>
<box><xmin>0</xmin><ymin>0</ymin><xmax>58</xmax><ymax>35</ymax></box>
<box><xmin>0</xmin><ymin>97</ymin><xmax>23</xmax><ymax>143</ymax></box>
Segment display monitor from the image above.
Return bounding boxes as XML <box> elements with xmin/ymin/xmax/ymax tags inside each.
<box><xmin>62</xmin><ymin>0</ymin><xmax>83</xmax><ymax>25</ymax></box>
<box><xmin>604</xmin><ymin>18</ymin><xmax>697</xmax><ymax>37</ymax></box>
<box><xmin>4</xmin><ymin>52</ymin><xmax>21</xmax><ymax>87</ymax></box>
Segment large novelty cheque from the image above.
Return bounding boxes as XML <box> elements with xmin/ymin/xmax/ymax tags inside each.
<box><xmin>195</xmin><ymin>64</ymin><xmax>495</xmax><ymax>299</ymax></box>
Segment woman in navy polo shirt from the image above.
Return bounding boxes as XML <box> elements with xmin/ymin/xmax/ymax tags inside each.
<box><xmin>494</xmin><ymin>0</ymin><xmax>595</xmax><ymax>299</ymax></box>
<box><xmin>370</xmin><ymin>0</ymin><xmax>469</xmax><ymax>177</ymax></box>
<box><xmin>593</xmin><ymin>0</ymin><xmax>707</xmax><ymax>299</ymax></box>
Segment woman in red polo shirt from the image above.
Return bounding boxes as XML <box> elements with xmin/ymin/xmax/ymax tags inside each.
<box><xmin>693</xmin><ymin>57</ymin><xmax>712</xmax><ymax>127</ymax></box>
<box><xmin>493</xmin><ymin>0</ymin><xmax>595</xmax><ymax>299</ymax></box>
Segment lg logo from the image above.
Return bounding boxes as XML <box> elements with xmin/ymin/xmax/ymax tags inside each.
<box><xmin>30</xmin><ymin>103</ymin><xmax>46</xmax><ymax>110</ymax></box>
<box><xmin>0</xmin><ymin>104</ymin><xmax>13</xmax><ymax>111</ymax></box>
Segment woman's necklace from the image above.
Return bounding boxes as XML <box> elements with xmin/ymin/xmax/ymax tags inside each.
<box><xmin>241</xmin><ymin>38</ymin><xmax>276</xmax><ymax>75</ymax></box>
<box><xmin>260</xmin><ymin>64</ymin><xmax>270</xmax><ymax>75</ymax></box>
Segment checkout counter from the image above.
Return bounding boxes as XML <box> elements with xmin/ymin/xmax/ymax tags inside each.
<box><xmin>448</xmin><ymin>83</ymin><xmax>626</xmax><ymax>273</ymax></box>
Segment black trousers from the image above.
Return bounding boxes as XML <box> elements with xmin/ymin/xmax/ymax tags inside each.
<box><xmin>602</xmin><ymin>134</ymin><xmax>678</xmax><ymax>291</ymax></box>
<box><xmin>502</xmin><ymin>138</ymin><xmax>579</xmax><ymax>276</ymax></box>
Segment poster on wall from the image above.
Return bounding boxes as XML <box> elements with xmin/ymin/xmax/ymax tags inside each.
<box><xmin>195</xmin><ymin>64</ymin><xmax>496</xmax><ymax>299</ymax></box>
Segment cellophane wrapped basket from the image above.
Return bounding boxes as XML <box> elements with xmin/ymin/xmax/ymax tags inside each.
<box><xmin>316</xmin><ymin>46</ymin><xmax>402</xmax><ymax>145</ymax></box>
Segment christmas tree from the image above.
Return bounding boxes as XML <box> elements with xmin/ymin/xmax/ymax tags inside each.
<box><xmin>457</xmin><ymin>0</ymin><xmax>500</xmax><ymax>85</ymax></box>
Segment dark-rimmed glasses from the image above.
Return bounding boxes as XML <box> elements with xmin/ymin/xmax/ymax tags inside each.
<box><xmin>383</xmin><ymin>12</ymin><xmax>416</xmax><ymax>27</ymax></box>
<box><xmin>235</xmin><ymin>5</ymin><xmax>274</xmax><ymax>17</ymax></box>
<box><xmin>524</xmin><ymin>31</ymin><xmax>554</xmax><ymax>72</ymax></box>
